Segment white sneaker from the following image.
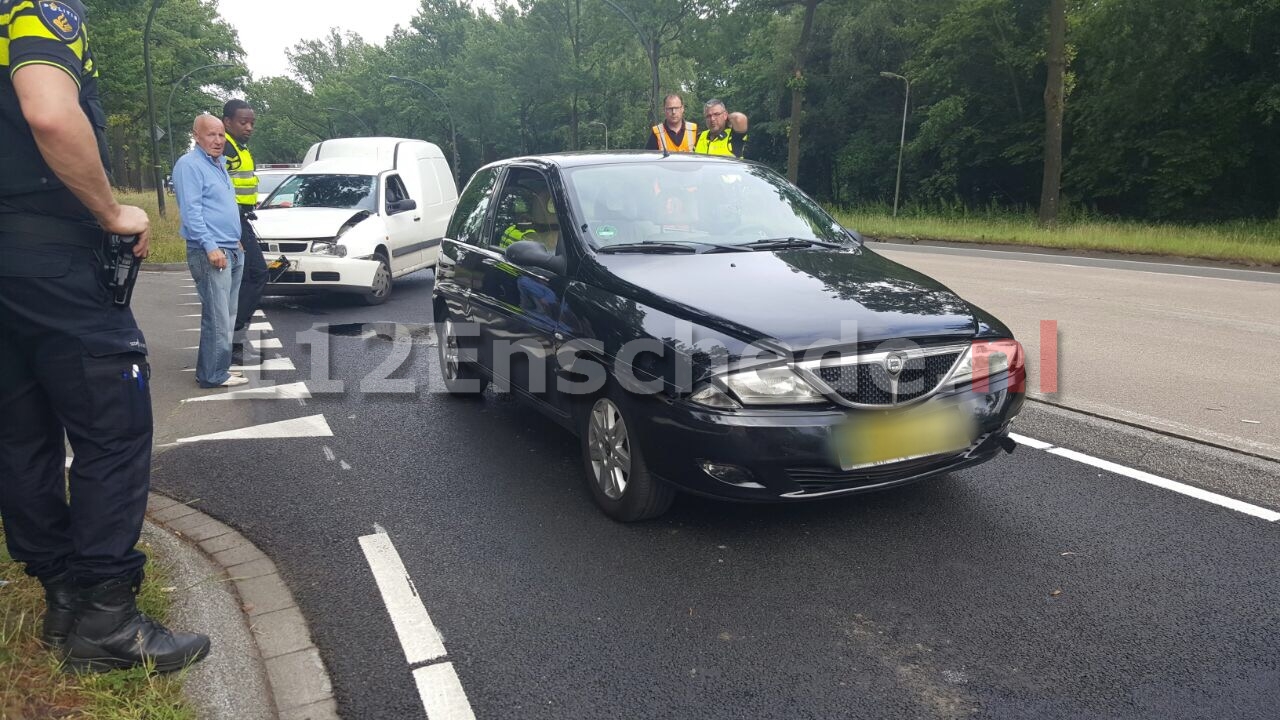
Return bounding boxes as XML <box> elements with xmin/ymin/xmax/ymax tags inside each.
<box><xmin>219</xmin><ymin>375</ymin><xmax>249</xmax><ymax>387</ymax></box>
<box><xmin>230</xmin><ymin>370</ymin><xmax>244</xmax><ymax>377</ymax></box>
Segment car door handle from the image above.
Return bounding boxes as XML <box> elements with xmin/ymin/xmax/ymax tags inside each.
<box><xmin>413</xmin><ymin>217</ymin><xmax>421</xmax><ymax>222</ymax></box>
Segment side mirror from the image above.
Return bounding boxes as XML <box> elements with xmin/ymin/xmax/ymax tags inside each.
<box><xmin>389</xmin><ymin>198</ymin><xmax>418</xmax><ymax>214</ymax></box>
<box><xmin>504</xmin><ymin>239</ymin><xmax>566</xmax><ymax>275</ymax></box>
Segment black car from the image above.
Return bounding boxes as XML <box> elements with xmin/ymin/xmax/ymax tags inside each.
<box><xmin>433</xmin><ymin>152</ymin><xmax>1025</xmax><ymax>521</ymax></box>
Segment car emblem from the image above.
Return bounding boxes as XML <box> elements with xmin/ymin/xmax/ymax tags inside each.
<box><xmin>884</xmin><ymin>352</ymin><xmax>906</xmax><ymax>376</ymax></box>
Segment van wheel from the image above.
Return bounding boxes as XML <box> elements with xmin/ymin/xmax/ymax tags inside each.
<box><xmin>581</xmin><ymin>395</ymin><xmax>674</xmax><ymax>521</ymax></box>
<box><xmin>362</xmin><ymin>252</ymin><xmax>392</xmax><ymax>306</ymax></box>
<box><xmin>436</xmin><ymin>313</ymin><xmax>489</xmax><ymax>395</ymax></box>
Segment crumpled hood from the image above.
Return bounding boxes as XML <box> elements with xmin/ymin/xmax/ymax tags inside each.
<box><xmin>251</xmin><ymin>207</ymin><xmax>369</xmax><ymax>240</ymax></box>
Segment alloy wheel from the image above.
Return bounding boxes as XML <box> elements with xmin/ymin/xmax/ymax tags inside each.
<box><xmin>588</xmin><ymin>398</ymin><xmax>632</xmax><ymax>500</ymax></box>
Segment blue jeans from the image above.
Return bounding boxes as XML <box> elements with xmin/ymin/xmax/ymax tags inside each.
<box><xmin>187</xmin><ymin>245</ymin><xmax>243</xmax><ymax>387</ymax></box>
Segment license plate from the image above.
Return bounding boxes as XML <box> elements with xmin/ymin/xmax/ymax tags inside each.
<box><xmin>836</xmin><ymin>407</ymin><xmax>976</xmax><ymax>469</ymax></box>
<box><xmin>267</xmin><ymin>259</ymin><xmax>290</xmax><ymax>270</ymax></box>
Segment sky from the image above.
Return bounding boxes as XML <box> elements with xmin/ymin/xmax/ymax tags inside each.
<box><xmin>217</xmin><ymin>0</ymin><xmax>424</xmax><ymax>78</ymax></box>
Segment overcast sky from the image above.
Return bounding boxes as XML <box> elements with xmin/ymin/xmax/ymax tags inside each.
<box><xmin>217</xmin><ymin>0</ymin><xmax>424</xmax><ymax>78</ymax></box>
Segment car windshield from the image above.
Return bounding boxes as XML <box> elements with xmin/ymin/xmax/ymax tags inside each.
<box><xmin>561</xmin><ymin>160</ymin><xmax>851</xmax><ymax>250</ymax></box>
<box><xmin>263</xmin><ymin>174</ymin><xmax>376</xmax><ymax>211</ymax></box>
<box><xmin>256</xmin><ymin>173</ymin><xmax>292</xmax><ymax>197</ymax></box>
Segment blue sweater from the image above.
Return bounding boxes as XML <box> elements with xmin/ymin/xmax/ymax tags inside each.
<box><xmin>173</xmin><ymin>146</ymin><xmax>241</xmax><ymax>254</ymax></box>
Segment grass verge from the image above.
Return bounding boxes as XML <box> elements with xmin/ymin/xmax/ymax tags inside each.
<box><xmin>115</xmin><ymin>190</ymin><xmax>186</xmax><ymax>265</ymax></box>
<box><xmin>0</xmin><ymin>523</ymin><xmax>195</xmax><ymax>720</ymax></box>
<box><xmin>831</xmin><ymin>208</ymin><xmax>1280</xmax><ymax>266</ymax></box>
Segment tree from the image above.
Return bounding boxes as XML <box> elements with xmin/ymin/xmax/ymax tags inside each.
<box><xmin>1038</xmin><ymin>0</ymin><xmax>1066</xmax><ymax>225</ymax></box>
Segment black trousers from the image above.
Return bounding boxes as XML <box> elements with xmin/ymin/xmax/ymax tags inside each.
<box><xmin>0</xmin><ymin>232</ymin><xmax>150</xmax><ymax>583</ymax></box>
<box><xmin>235</xmin><ymin>213</ymin><xmax>266</xmax><ymax>332</ymax></box>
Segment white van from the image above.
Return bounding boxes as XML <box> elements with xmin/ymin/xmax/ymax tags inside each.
<box><xmin>253</xmin><ymin>137</ymin><xmax>458</xmax><ymax>304</ymax></box>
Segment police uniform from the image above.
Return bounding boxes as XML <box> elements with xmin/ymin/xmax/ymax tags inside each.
<box><xmin>224</xmin><ymin>132</ymin><xmax>266</xmax><ymax>333</ymax></box>
<box><xmin>0</xmin><ymin>0</ymin><xmax>152</xmax><ymax>585</ymax></box>
<box><xmin>694</xmin><ymin>127</ymin><xmax>748</xmax><ymax>158</ymax></box>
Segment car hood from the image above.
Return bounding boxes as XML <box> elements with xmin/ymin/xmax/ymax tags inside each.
<box><xmin>591</xmin><ymin>247</ymin><xmax>981</xmax><ymax>348</ymax></box>
<box><xmin>251</xmin><ymin>207</ymin><xmax>370</xmax><ymax>240</ymax></box>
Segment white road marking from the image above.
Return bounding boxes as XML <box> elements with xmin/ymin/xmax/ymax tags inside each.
<box><xmin>182</xmin><ymin>314</ymin><xmax>202</xmax><ymax>318</ymax></box>
<box><xmin>322</xmin><ymin>446</ymin><xmax>335</xmax><ymax>461</ymax></box>
<box><xmin>251</xmin><ymin>338</ymin><xmax>283</xmax><ymax>349</ymax></box>
<box><xmin>340</xmin><ymin>460</ymin><xmax>351</xmax><ymax>471</ymax></box>
<box><xmin>180</xmin><ymin>382</ymin><xmax>311</xmax><ymax>403</ymax></box>
<box><xmin>253</xmin><ymin>309</ymin><xmax>266</xmax><ymax>318</ymax></box>
<box><xmin>180</xmin><ymin>302</ymin><xmax>201</xmax><ymax>306</ymax></box>
<box><xmin>1046</xmin><ymin>446</ymin><xmax>1280</xmax><ymax>522</ymax></box>
<box><xmin>413</xmin><ymin>664</ymin><xmax>477</xmax><ymax>720</ymax></box>
<box><xmin>181</xmin><ymin>358</ymin><xmax>295</xmax><ymax>372</ymax></box>
<box><xmin>181</xmin><ymin>293</ymin><xmax>198</xmax><ymax>296</ymax></box>
<box><xmin>181</xmin><ymin>284</ymin><xmax>195</xmax><ymax>288</ymax></box>
<box><xmin>1009</xmin><ymin>432</ymin><xmax>1053</xmax><ymax>450</ymax></box>
<box><xmin>357</xmin><ymin>531</ymin><xmax>449</xmax><ymax>664</ymax></box>
<box><xmin>247</xmin><ymin>321</ymin><xmax>273</xmax><ymax>332</ymax></box>
<box><xmin>175</xmin><ymin>414</ymin><xmax>332</xmax><ymax>444</ymax></box>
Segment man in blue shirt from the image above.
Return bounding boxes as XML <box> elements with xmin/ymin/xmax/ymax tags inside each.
<box><xmin>173</xmin><ymin>114</ymin><xmax>246</xmax><ymax>388</ymax></box>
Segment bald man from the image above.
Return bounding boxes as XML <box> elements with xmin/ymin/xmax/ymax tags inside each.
<box><xmin>172</xmin><ymin>114</ymin><xmax>247</xmax><ymax>388</ymax></box>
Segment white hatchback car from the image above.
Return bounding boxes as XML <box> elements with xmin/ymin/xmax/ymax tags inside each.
<box><xmin>255</xmin><ymin>165</ymin><xmax>300</xmax><ymax>206</ymax></box>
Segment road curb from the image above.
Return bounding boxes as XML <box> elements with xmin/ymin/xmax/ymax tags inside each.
<box><xmin>146</xmin><ymin>491</ymin><xmax>340</xmax><ymax>720</ymax></box>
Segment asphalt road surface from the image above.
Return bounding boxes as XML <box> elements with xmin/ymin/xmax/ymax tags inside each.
<box><xmin>144</xmin><ymin>246</ymin><xmax>1280</xmax><ymax>720</ymax></box>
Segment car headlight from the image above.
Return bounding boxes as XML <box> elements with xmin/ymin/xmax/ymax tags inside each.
<box><xmin>310</xmin><ymin>241</ymin><xmax>347</xmax><ymax>257</ymax></box>
<box><xmin>711</xmin><ymin>365</ymin><xmax>826</xmax><ymax>406</ymax></box>
<box><xmin>950</xmin><ymin>339</ymin><xmax>1024</xmax><ymax>390</ymax></box>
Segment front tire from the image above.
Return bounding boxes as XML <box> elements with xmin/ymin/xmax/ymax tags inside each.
<box><xmin>361</xmin><ymin>252</ymin><xmax>392</xmax><ymax>306</ymax></box>
<box><xmin>581</xmin><ymin>395</ymin><xmax>674</xmax><ymax>521</ymax></box>
<box><xmin>436</xmin><ymin>311</ymin><xmax>489</xmax><ymax>396</ymax></box>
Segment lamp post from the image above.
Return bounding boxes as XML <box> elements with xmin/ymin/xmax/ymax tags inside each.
<box><xmin>167</xmin><ymin>63</ymin><xmax>238</xmax><ymax>168</ymax></box>
<box><xmin>600</xmin><ymin>0</ymin><xmax>660</xmax><ymax>125</ymax></box>
<box><xmin>325</xmin><ymin>107</ymin><xmax>372</xmax><ymax>136</ymax></box>
<box><xmin>143</xmin><ymin>0</ymin><xmax>166</xmax><ymax>216</ymax></box>
<box><xmin>879</xmin><ymin>71</ymin><xmax>910</xmax><ymax>218</ymax></box>
<box><xmin>388</xmin><ymin>75</ymin><xmax>460</xmax><ymax>186</ymax></box>
<box><xmin>590</xmin><ymin>120</ymin><xmax>608</xmax><ymax>150</ymax></box>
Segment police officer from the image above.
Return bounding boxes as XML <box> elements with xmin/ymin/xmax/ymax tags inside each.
<box><xmin>694</xmin><ymin>99</ymin><xmax>749</xmax><ymax>158</ymax></box>
<box><xmin>0</xmin><ymin>0</ymin><xmax>210</xmax><ymax>671</ymax></box>
<box><xmin>222</xmin><ymin>98</ymin><xmax>265</xmax><ymax>363</ymax></box>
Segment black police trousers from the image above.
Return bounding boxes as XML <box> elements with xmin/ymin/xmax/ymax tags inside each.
<box><xmin>0</xmin><ymin>231</ymin><xmax>150</xmax><ymax>583</ymax></box>
<box><xmin>234</xmin><ymin>213</ymin><xmax>265</xmax><ymax>332</ymax></box>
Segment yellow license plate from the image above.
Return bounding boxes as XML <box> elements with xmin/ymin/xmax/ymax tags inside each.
<box><xmin>267</xmin><ymin>259</ymin><xmax>288</xmax><ymax>270</ymax></box>
<box><xmin>837</xmin><ymin>407</ymin><xmax>976</xmax><ymax>469</ymax></box>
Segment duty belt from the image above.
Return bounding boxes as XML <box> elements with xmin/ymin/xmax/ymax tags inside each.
<box><xmin>0</xmin><ymin>212</ymin><xmax>104</xmax><ymax>249</ymax></box>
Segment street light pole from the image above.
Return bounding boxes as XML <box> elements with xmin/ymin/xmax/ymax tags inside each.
<box><xmin>325</xmin><ymin>107</ymin><xmax>372</xmax><ymax>136</ymax></box>
<box><xmin>167</xmin><ymin>63</ymin><xmax>238</xmax><ymax>168</ymax></box>
<box><xmin>880</xmin><ymin>71</ymin><xmax>910</xmax><ymax>218</ymax></box>
<box><xmin>144</xmin><ymin>0</ymin><xmax>165</xmax><ymax>217</ymax></box>
<box><xmin>590</xmin><ymin>120</ymin><xmax>608</xmax><ymax>150</ymax></box>
<box><xmin>388</xmin><ymin>75</ymin><xmax>460</xmax><ymax>186</ymax></box>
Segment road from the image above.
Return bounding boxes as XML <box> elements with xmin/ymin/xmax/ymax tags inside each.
<box><xmin>141</xmin><ymin>245</ymin><xmax>1280</xmax><ymax>720</ymax></box>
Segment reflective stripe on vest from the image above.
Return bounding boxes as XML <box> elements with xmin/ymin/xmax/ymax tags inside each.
<box><xmin>651</xmin><ymin>122</ymin><xmax>698</xmax><ymax>153</ymax></box>
<box><xmin>224</xmin><ymin>133</ymin><xmax>258</xmax><ymax>206</ymax></box>
<box><xmin>694</xmin><ymin>129</ymin><xmax>739</xmax><ymax>157</ymax></box>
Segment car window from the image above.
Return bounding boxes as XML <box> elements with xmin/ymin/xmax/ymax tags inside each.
<box><xmin>263</xmin><ymin>174</ymin><xmax>377</xmax><ymax>211</ymax></box>
<box><xmin>561</xmin><ymin>161</ymin><xmax>849</xmax><ymax>248</ymax></box>
<box><xmin>384</xmin><ymin>174</ymin><xmax>408</xmax><ymax>211</ymax></box>
<box><xmin>447</xmin><ymin>166</ymin><xmax>500</xmax><ymax>246</ymax></box>
<box><xmin>488</xmin><ymin>167</ymin><xmax>561</xmax><ymax>255</ymax></box>
<box><xmin>256</xmin><ymin>173</ymin><xmax>291</xmax><ymax>197</ymax></box>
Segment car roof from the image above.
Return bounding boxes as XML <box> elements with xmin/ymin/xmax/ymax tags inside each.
<box><xmin>479</xmin><ymin>150</ymin><xmax>747</xmax><ymax>173</ymax></box>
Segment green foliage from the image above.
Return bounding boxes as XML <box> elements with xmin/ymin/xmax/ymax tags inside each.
<box><xmin>88</xmin><ymin>0</ymin><xmax>1280</xmax><ymax>221</ymax></box>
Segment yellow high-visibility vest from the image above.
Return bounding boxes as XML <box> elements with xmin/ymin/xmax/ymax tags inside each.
<box><xmin>224</xmin><ymin>134</ymin><xmax>257</xmax><ymax>206</ymax></box>
<box><xmin>694</xmin><ymin>129</ymin><xmax>745</xmax><ymax>158</ymax></box>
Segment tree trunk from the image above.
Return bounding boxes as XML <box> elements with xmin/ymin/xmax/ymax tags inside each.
<box><xmin>1038</xmin><ymin>0</ymin><xmax>1066</xmax><ymax>226</ymax></box>
<box><xmin>649</xmin><ymin>40</ymin><xmax>661</xmax><ymax>126</ymax></box>
<box><xmin>787</xmin><ymin>0</ymin><xmax>820</xmax><ymax>184</ymax></box>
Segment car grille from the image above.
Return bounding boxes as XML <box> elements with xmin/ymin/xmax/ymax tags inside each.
<box><xmin>257</xmin><ymin>241</ymin><xmax>313</xmax><ymax>253</ymax></box>
<box><xmin>272</xmin><ymin>271</ymin><xmax>305</xmax><ymax>283</ymax></box>
<box><xmin>815</xmin><ymin>351</ymin><xmax>961</xmax><ymax>406</ymax></box>
<box><xmin>787</xmin><ymin>453</ymin><xmax>961</xmax><ymax>494</ymax></box>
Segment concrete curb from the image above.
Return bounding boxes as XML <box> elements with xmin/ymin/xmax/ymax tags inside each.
<box><xmin>146</xmin><ymin>491</ymin><xmax>340</xmax><ymax>720</ymax></box>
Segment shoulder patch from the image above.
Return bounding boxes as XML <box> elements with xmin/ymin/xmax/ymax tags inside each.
<box><xmin>37</xmin><ymin>1</ymin><xmax>81</xmax><ymax>42</ymax></box>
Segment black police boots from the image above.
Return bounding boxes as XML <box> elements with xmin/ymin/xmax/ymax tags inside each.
<box><xmin>40</xmin><ymin>571</ymin><xmax>79</xmax><ymax>649</ymax></box>
<box><xmin>62</xmin><ymin>573</ymin><xmax>211</xmax><ymax>673</ymax></box>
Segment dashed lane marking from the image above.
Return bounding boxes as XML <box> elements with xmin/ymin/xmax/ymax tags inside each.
<box><xmin>1012</xmin><ymin>433</ymin><xmax>1279</xmax><ymax>522</ymax></box>
<box><xmin>180</xmin><ymin>382</ymin><xmax>311</xmax><ymax>403</ymax></box>
<box><xmin>247</xmin><ymin>321</ymin><xmax>273</xmax><ymax>332</ymax></box>
<box><xmin>175</xmin><ymin>414</ymin><xmax>332</xmax><ymax>444</ymax></box>
<box><xmin>251</xmin><ymin>338</ymin><xmax>283</xmax><ymax>349</ymax></box>
<box><xmin>358</xmin><ymin>530</ymin><xmax>449</xmax><ymax>664</ymax></box>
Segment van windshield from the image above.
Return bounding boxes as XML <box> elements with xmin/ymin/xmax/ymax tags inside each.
<box><xmin>262</xmin><ymin>174</ymin><xmax>377</xmax><ymax>211</ymax></box>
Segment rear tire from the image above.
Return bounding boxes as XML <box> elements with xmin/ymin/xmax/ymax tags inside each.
<box><xmin>361</xmin><ymin>252</ymin><xmax>392</xmax><ymax>306</ymax></box>
<box><xmin>436</xmin><ymin>310</ymin><xmax>489</xmax><ymax>396</ymax></box>
<box><xmin>580</xmin><ymin>394</ymin><xmax>674</xmax><ymax>521</ymax></box>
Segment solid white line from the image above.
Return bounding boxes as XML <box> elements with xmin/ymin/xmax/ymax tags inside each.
<box><xmin>247</xmin><ymin>321</ymin><xmax>273</xmax><ymax>332</ymax></box>
<box><xmin>1046</xmin><ymin>446</ymin><xmax>1280</xmax><ymax>522</ymax></box>
<box><xmin>180</xmin><ymin>382</ymin><xmax>312</xmax><ymax>403</ymax></box>
<box><xmin>357</xmin><ymin>531</ymin><xmax>448</xmax><ymax>665</ymax></box>
<box><xmin>874</xmin><ymin>242</ymin><xmax>1280</xmax><ymax>278</ymax></box>
<box><xmin>412</xmin><ymin>663</ymin><xmax>477</xmax><ymax>720</ymax></box>
<box><xmin>251</xmin><ymin>338</ymin><xmax>283</xmax><ymax>349</ymax></box>
<box><xmin>175</xmin><ymin>414</ymin><xmax>332</xmax><ymax>443</ymax></box>
<box><xmin>1009</xmin><ymin>432</ymin><xmax>1054</xmax><ymax>450</ymax></box>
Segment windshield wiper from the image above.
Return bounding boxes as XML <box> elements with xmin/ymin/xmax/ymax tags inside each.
<box><xmin>740</xmin><ymin>237</ymin><xmax>845</xmax><ymax>250</ymax></box>
<box><xmin>597</xmin><ymin>241</ymin><xmax>697</xmax><ymax>254</ymax></box>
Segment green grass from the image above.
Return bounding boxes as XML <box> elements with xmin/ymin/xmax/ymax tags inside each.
<box><xmin>831</xmin><ymin>206</ymin><xmax>1280</xmax><ymax>266</ymax></box>
<box><xmin>115</xmin><ymin>190</ymin><xmax>186</xmax><ymax>265</ymax></box>
<box><xmin>1</xmin><ymin>523</ymin><xmax>196</xmax><ymax>720</ymax></box>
